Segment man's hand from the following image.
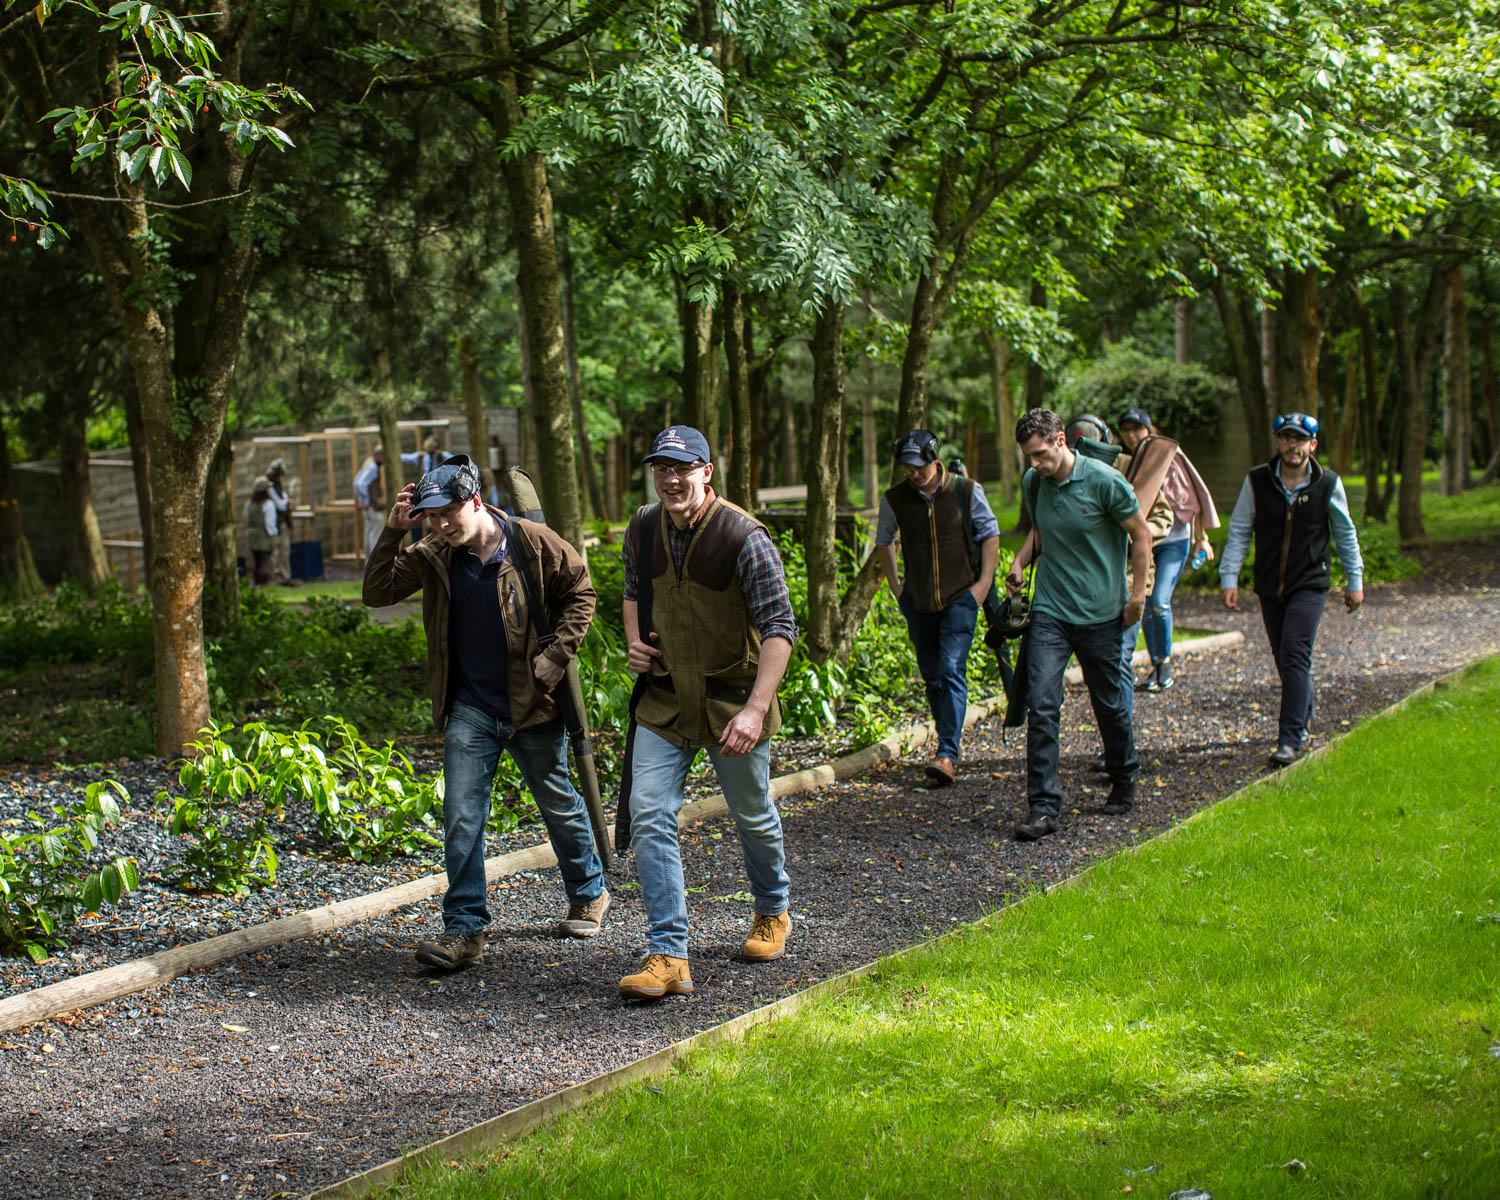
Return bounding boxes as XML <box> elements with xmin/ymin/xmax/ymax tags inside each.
<box><xmin>1122</xmin><ymin>595</ymin><xmax>1144</xmax><ymax>627</ymax></box>
<box><xmin>718</xmin><ymin>705</ymin><xmax>765</xmax><ymax>757</ymax></box>
<box><xmin>627</xmin><ymin>630</ymin><xmax>662</xmax><ymax>674</ymax></box>
<box><xmin>969</xmin><ymin>581</ymin><xmax>989</xmax><ymax>605</ymax></box>
<box><xmin>1005</xmin><ymin>569</ymin><xmax>1024</xmax><ymax>598</ymax></box>
<box><xmin>387</xmin><ymin>483</ymin><xmax>424</xmax><ymax>531</ymax></box>
<box><xmin>1344</xmin><ymin>588</ymin><xmax>1364</xmax><ymax>612</ymax></box>
<box><xmin>532</xmin><ymin>652</ymin><xmax>565</xmax><ymax>691</ymax></box>
<box><xmin>1222</xmin><ymin>587</ymin><xmax>1240</xmax><ymax>611</ymax></box>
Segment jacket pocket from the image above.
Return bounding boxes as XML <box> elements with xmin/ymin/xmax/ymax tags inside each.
<box><xmin>704</xmin><ymin>660</ymin><xmax>758</xmax><ymax>741</ymax></box>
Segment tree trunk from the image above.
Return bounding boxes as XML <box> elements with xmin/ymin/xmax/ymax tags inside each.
<box><xmin>559</xmin><ymin>231</ymin><xmax>606</xmax><ymax>522</ymax></box>
<box><xmin>983</xmin><ymin>327</ymin><xmax>1017</xmax><ymax>496</ymax></box>
<box><xmin>679</xmin><ymin>292</ymin><xmax>720</xmax><ymax>453</ymax></box>
<box><xmin>1209</xmin><ymin>277</ymin><xmax>1272</xmax><ymax>462</ymax></box>
<box><xmin>1440</xmin><ymin>262</ymin><xmax>1470</xmax><ymax>495</ymax></box>
<box><xmin>1392</xmin><ymin>279</ymin><xmax>1429</xmax><ymax>541</ymax></box>
<box><xmin>721</xmin><ymin>282</ymin><xmax>754</xmax><ymax>508</ymax></box>
<box><xmin>1273</xmin><ymin>266</ymin><xmax>1323</xmax><ymax>418</ymax></box>
<box><xmin>514</xmin><ymin>280</ymin><xmax>540</xmax><ymax>475</ymax></box>
<box><xmin>603</xmin><ymin>434</ymin><xmax>621</xmax><ymax>523</ymax></box>
<box><xmin>1024</xmin><ymin>280</ymin><xmax>1047</xmax><ymax>411</ymax></box>
<box><xmin>122</xmin><ymin>380</ymin><xmax>153</xmax><ymax>584</ymax></box>
<box><xmin>1356</xmin><ymin>295</ymin><xmax>1388</xmax><ymax>522</ymax></box>
<box><xmin>1477</xmin><ymin>264</ymin><xmax>1499</xmax><ymax>464</ymax></box>
<box><xmin>1334</xmin><ymin>346</ymin><xmax>1358</xmax><ymax>478</ymax></box>
<box><xmin>805</xmin><ymin>301</ymin><xmax>846</xmax><ymax>661</ymax></box>
<box><xmin>777</xmin><ymin>376</ymin><xmax>798</xmax><ymax>486</ymax></box>
<box><xmin>0</xmin><ymin>417</ymin><xmax>45</xmax><ymax>599</ymax></box>
<box><xmin>202</xmin><ymin>425</ymin><xmax>241</xmax><ymax>635</ymax></box>
<box><xmin>57</xmin><ymin>406</ymin><xmax>111</xmax><ymax>590</ymax></box>
<box><xmin>1174</xmin><ymin>296</ymin><xmax>1192</xmax><ymax>363</ymax></box>
<box><xmin>485</xmin><ymin>0</ymin><xmax>583</xmax><ymax>553</ymax></box>
<box><xmin>1260</xmin><ymin>303</ymin><xmax>1277</xmax><ymax>404</ymax></box>
<box><xmin>458</xmin><ymin>333</ymin><xmax>489</xmax><ymax>479</ymax></box>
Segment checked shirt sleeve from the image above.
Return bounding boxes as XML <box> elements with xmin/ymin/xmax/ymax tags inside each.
<box><xmin>735</xmin><ymin>528</ymin><xmax>798</xmax><ymax>646</ymax></box>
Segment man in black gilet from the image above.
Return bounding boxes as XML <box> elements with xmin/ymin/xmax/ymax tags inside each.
<box><xmin>1219</xmin><ymin>413</ymin><xmax>1364</xmax><ymax>766</ymax></box>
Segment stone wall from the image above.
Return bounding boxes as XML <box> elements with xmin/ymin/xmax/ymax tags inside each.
<box><xmin>13</xmin><ymin>405</ymin><xmax>521</xmax><ymax>584</ymax></box>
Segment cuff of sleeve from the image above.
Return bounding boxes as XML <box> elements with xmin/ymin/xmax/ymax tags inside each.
<box><xmin>1346</xmin><ymin>576</ymin><xmax>1362</xmax><ymax>593</ymax></box>
<box><xmin>543</xmin><ymin>643</ymin><xmax>571</xmax><ymax>666</ymax></box>
<box><xmin>1218</xmin><ymin>574</ymin><xmax>1237</xmax><ymax>588</ymax></box>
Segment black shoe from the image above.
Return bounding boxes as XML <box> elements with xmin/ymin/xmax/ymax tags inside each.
<box><xmin>1135</xmin><ymin>666</ymin><xmax>1159</xmax><ymax>693</ymax></box>
<box><xmin>1102</xmin><ymin>780</ymin><xmax>1137</xmax><ymax>815</ymax></box>
<box><xmin>1155</xmin><ymin>659</ymin><xmax>1173</xmax><ymax>691</ymax></box>
<box><xmin>1268</xmin><ymin>743</ymin><xmax>1300</xmax><ymax>767</ymax></box>
<box><xmin>1088</xmin><ymin>756</ymin><xmax>1110</xmax><ymax>776</ymax></box>
<box><xmin>1013</xmin><ymin>813</ymin><xmax>1059</xmax><ymax>842</ymax></box>
<box><xmin>415</xmin><ymin>930</ymin><xmax>485</xmax><ymax>970</ymax></box>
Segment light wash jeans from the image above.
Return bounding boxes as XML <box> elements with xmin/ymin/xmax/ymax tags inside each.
<box><xmin>629</xmin><ymin>726</ymin><xmax>790</xmax><ymax>958</ymax></box>
<box><xmin>441</xmin><ymin>703</ymin><xmax>604</xmax><ymax>935</ymax></box>
<box><xmin>1143</xmin><ymin>537</ymin><xmax>1191</xmax><ymax>664</ymax></box>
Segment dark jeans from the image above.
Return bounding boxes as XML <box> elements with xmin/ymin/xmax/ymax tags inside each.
<box><xmin>899</xmin><ymin>590</ymin><xmax>980</xmax><ymax>762</ymax></box>
<box><xmin>1026</xmin><ymin>610</ymin><xmax>1138</xmax><ymax>818</ymax></box>
<box><xmin>1258</xmin><ymin>588</ymin><xmax>1326</xmax><ymax>748</ymax></box>
<box><xmin>441</xmin><ymin>704</ymin><xmax>604</xmax><ymax>934</ymax></box>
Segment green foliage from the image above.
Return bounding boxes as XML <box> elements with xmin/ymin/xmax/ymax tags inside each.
<box><xmin>1051</xmin><ymin>342</ymin><xmax>1234</xmax><ymax>438</ymax></box>
<box><xmin>0</xmin><ymin>781</ymin><xmax>137</xmax><ymax>962</ymax></box>
<box><xmin>159</xmin><ymin>719</ymin><xmax>443</xmax><ymax>872</ymax></box>
<box><xmin>0</xmin><ymin>579</ymin><xmax>154</xmax><ymax>673</ymax></box>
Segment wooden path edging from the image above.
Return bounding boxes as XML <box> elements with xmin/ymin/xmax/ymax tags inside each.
<box><xmin>304</xmin><ymin>644</ymin><xmax>1492</xmax><ymax>1200</ymax></box>
<box><xmin>0</xmin><ymin>630</ymin><xmax>1245</xmax><ymax>1035</ymax></box>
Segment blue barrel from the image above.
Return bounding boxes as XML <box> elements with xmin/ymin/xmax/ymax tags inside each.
<box><xmin>290</xmin><ymin>540</ymin><xmax>324</xmax><ymax>580</ymax></box>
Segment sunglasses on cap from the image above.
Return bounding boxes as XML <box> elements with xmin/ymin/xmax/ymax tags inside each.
<box><xmin>1274</xmin><ymin>412</ymin><xmax>1319</xmax><ymax>439</ymax></box>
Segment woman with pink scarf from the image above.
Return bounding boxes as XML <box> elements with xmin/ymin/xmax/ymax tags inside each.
<box><xmin>1117</xmin><ymin>407</ymin><xmax>1220</xmax><ymax>692</ymax></box>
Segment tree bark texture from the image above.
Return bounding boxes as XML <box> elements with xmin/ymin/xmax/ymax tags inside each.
<box><xmin>1209</xmin><ymin>278</ymin><xmax>1272</xmax><ymax>463</ymax></box>
<box><xmin>1440</xmin><ymin>262</ymin><xmax>1470</xmax><ymax>495</ymax></box>
<box><xmin>1355</xmin><ymin>296</ymin><xmax>1388</xmax><ymax>521</ymax></box>
<box><xmin>1024</xmin><ymin>280</ymin><xmax>1048</xmax><ymax>412</ymax></box>
<box><xmin>559</xmin><ymin>234</ymin><xmax>606</xmax><ymax>522</ymax></box>
<box><xmin>983</xmin><ymin>327</ymin><xmax>1017</xmax><ymax>496</ymax></box>
<box><xmin>1392</xmin><ymin>272</ymin><xmax>1446</xmax><ymax>541</ymax></box>
<box><xmin>1174</xmin><ymin>297</ymin><xmax>1192</xmax><ymax>363</ymax></box>
<box><xmin>679</xmin><ymin>293</ymin><xmax>720</xmax><ymax>455</ymax></box>
<box><xmin>57</xmin><ymin>406</ymin><xmax>110</xmax><ymax>591</ymax></box>
<box><xmin>201</xmin><ymin>426</ymin><xmax>241</xmax><ymax>636</ymax></box>
<box><xmin>804</xmin><ymin>302</ymin><xmax>847</xmax><ymax>661</ymax></box>
<box><xmin>122</xmin><ymin>380</ymin><xmax>153</xmax><ymax>584</ymax></box>
<box><xmin>485</xmin><ymin>1</ymin><xmax>584</xmax><ymax>553</ymax></box>
<box><xmin>1273</xmin><ymin>267</ymin><xmax>1324</xmax><ymax>418</ymax></box>
<box><xmin>458</xmin><ymin>334</ymin><xmax>490</xmax><ymax>476</ymax></box>
<box><xmin>0</xmin><ymin>419</ymin><xmax>45</xmax><ymax>600</ymax></box>
<box><xmin>721</xmin><ymin>283</ymin><xmax>754</xmax><ymax>508</ymax></box>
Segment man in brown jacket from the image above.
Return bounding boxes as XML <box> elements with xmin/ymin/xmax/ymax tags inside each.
<box><xmin>362</xmin><ymin>455</ymin><xmax>607</xmax><ymax>971</ymax></box>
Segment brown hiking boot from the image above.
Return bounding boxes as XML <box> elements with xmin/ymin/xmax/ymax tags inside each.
<box><xmin>414</xmin><ymin>930</ymin><xmax>485</xmax><ymax>971</ymax></box>
<box><xmin>740</xmin><ymin>911</ymin><xmax>791</xmax><ymax>962</ymax></box>
<box><xmin>923</xmin><ymin>756</ymin><xmax>956</xmax><ymax>786</ymax></box>
<box><xmin>557</xmin><ymin>888</ymin><xmax>610</xmax><ymax>939</ymax></box>
<box><xmin>618</xmin><ymin>954</ymin><xmax>693</xmax><ymax>1000</ymax></box>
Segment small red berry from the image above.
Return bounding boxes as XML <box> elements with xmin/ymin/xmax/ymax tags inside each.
<box><xmin>27</xmin><ymin>224</ymin><xmax>35</xmax><ymax>231</ymax></box>
<box><xmin>8</xmin><ymin>235</ymin><xmax>16</xmax><ymax>243</ymax></box>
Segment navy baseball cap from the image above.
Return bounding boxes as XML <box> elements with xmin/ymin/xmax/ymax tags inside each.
<box><xmin>1274</xmin><ymin>412</ymin><xmax>1319</xmax><ymax>439</ymax></box>
<box><xmin>894</xmin><ymin>429</ymin><xmax>939</xmax><ymax>467</ymax></box>
<box><xmin>1119</xmin><ymin>407</ymin><xmax>1152</xmax><ymax>429</ymax></box>
<box><xmin>644</xmin><ymin>426</ymin><xmax>711</xmax><ymax>465</ymax></box>
<box><xmin>410</xmin><ymin>454</ymin><xmax>480</xmax><ymax>512</ymax></box>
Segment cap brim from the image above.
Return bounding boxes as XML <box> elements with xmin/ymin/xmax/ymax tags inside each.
<box><xmin>643</xmin><ymin>450</ymin><xmax>704</xmax><ymax>464</ymax></box>
<box><xmin>410</xmin><ymin>495</ymin><xmax>456</xmax><ymax>512</ymax></box>
<box><xmin>896</xmin><ymin>454</ymin><xmax>928</xmax><ymax>467</ymax></box>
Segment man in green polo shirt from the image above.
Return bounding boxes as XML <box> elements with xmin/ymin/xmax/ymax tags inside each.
<box><xmin>1005</xmin><ymin>408</ymin><xmax>1152</xmax><ymax>841</ymax></box>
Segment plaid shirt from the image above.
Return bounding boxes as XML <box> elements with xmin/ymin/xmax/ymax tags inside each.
<box><xmin>623</xmin><ymin>494</ymin><xmax>797</xmax><ymax>645</ymax></box>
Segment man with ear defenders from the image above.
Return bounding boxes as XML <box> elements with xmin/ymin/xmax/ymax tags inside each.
<box><xmin>362</xmin><ymin>455</ymin><xmax>608</xmax><ymax>972</ymax></box>
<box><xmin>875</xmin><ymin>428</ymin><xmax>1000</xmax><ymax>786</ymax></box>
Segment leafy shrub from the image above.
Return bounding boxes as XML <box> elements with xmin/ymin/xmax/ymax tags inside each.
<box><xmin>0</xmin><ymin>579</ymin><xmax>153</xmax><ymax>673</ymax></box>
<box><xmin>166</xmin><ymin>796</ymin><xmax>278</xmax><ymax>896</ymax></box>
<box><xmin>1051</xmin><ymin>341</ymin><xmax>1233</xmax><ymax>438</ymax></box>
<box><xmin>0</xmin><ymin>780</ymin><xmax>139</xmax><ymax>962</ymax></box>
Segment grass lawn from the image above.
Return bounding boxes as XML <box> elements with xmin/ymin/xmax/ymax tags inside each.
<box><xmin>379</xmin><ymin>655</ymin><xmax>1500</xmax><ymax>1200</ymax></box>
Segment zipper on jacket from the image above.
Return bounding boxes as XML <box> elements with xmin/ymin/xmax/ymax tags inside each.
<box><xmin>1277</xmin><ymin>500</ymin><xmax>1295</xmax><ymax>602</ymax></box>
<box><xmin>929</xmin><ymin>501</ymin><xmax>942</xmax><ymax>609</ymax></box>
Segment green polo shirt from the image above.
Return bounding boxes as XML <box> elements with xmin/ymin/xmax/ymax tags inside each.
<box><xmin>1024</xmin><ymin>454</ymin><xmax>1139</xmax><ymax>626</ymax></box>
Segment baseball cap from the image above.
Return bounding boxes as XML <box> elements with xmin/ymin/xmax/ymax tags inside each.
<box><xmin>893</xmin><ymin>429</ymin><xmax>939</xmax><ymax>467</ymax></box>
<box><xmin>410</xmin><ymin>454</ymin><xmax>481</xmax><ymax>512</ymax></box>
<box><xmin>1119</xmin><ymin>406</ymin><xmax>1152</xmax><ymax>429</ymax></box>
<box><xmin>644</xmin><ymin>426</ymin><xmax>711</xmax><ymax>465</ymax></box>
<box><xmin>1273</xmin><ymin>412</ymin><xmax>1319</xmax><ymax>439</ymax></box>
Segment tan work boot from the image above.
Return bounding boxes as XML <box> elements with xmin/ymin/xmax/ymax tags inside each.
<box><xmin>923</xmin><ymin>756</ymin><xmax>956</xmax><ymax>786</ymax></box>
<box><xmin>618</xmin><ymin>953</ymin><xmax>693</xmax><ymax>1000</ymax></box>
<box><xmin>740</xmin><ymin>911</ymin><xmax>791</xmax><ymax>962</ymax></box>
<box><xmin>414</xmin><ymin>930</ymin><xmax>485</xmax><ymax>971</ymax></box>
<box><xmin>557</xmin><ymin>888</ymin><xmax>610</xmax><ymax>939</ymax></box>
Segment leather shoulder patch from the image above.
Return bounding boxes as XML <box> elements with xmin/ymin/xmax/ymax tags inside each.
<box><xmin>690</xmin><ymin>503</ymin><xmax>760</xmax><ymax>591</ymax></box>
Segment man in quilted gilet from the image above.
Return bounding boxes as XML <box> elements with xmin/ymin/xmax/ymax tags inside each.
<box><xmin>619</xmin><ymin>426</ymin><xmax>797</xmax><ymax>1001</ymax></box>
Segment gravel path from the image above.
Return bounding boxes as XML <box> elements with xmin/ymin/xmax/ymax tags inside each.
<box><xmin>1</xmin><ymin>545</ymin><xmax>1497</xmax><ymax>1200</ymax></box>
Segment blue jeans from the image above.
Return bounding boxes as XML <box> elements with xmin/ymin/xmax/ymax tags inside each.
<box><xmin>1026</xmin><ymin>610</ymin><xmax>1138</xmax><ymax>818</ymax></box>
<box><xmin>1143</xmin><ymin>538</ymin><xmax>1191</xmax><ymax>664</ymax></box>
<box><xmin>629</xmin><ymin>726</ymin><xmax>789</xmax><ymax>958</ymax></box>
<box><xmin>441</xmin><ymin>702</ymin><xmax>604</xmax><ymax>934</ymax></box>
<box><xmin>1259</xmin><ymin>589</ymin><xmax>1326</xmax><ymax>747</ymax></box>
<box><xmin>898</xmin><ymin>589</ymin><xmax>980</xmax><ymax>762</ymax></box>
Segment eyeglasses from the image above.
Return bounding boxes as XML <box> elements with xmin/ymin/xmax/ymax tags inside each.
<box><xmin>650</xmin><ymin>461</ymin><xmax>706</xmax><ymax>479</ymax></box>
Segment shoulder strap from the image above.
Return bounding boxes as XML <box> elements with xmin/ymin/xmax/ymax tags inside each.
<box><xmin>958</xmin><ymin>477</ymin><xmax>979</xmax><ymax>575</ymax></box>
<box><xmin>634</xmin><ymin>503</ymin><xmax>661</xmax><ymax>642</ymax></box>
<box><xmin>506</xmin><ymin>519</ymin><xmax>556</xmax><ymax>649</ymax></box>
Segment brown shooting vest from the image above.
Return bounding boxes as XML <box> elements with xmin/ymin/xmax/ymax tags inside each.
<box><xmin>632</xmin><ymin>496</ymin><xmax>783</xmax><ymax>749</ymax></box>
<box><xmin>884</xmin><ymin>467</ymin><xmax>977</xmax><ymax>613</ymax></box>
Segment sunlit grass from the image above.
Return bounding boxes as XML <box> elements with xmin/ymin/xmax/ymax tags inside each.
<box><xmin>381</xmin><ymin>655</ymin><xmax>1500</xmax><ymax>1200</ymax></box>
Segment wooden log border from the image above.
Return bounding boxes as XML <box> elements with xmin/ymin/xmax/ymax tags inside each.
<box><xmin>0</xmin><ymin>632</ymin><xmax>1246</xmax><ymax>1035</ymax></box>
<box><xmin>305</xmin><ymin>645</ymin><xmax>1493</xmax><ymax>1200</ymax></box>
